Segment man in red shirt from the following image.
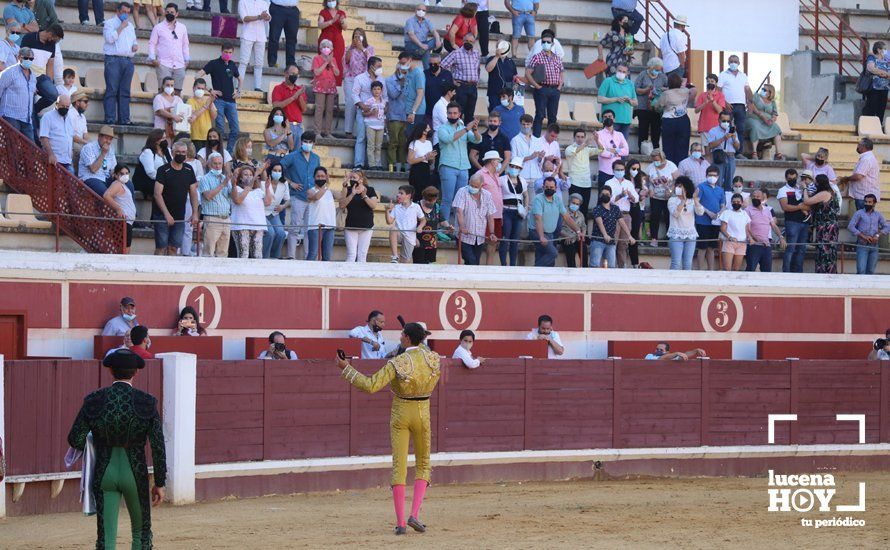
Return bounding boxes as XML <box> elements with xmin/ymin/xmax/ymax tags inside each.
<box><xmin>271</xmin><ymin>64</ymin><xmax>307</xmax><ymax>145</ymax></box>
<box><xmin>128</xmin><ymin>325</ymin><xmax>155</xmax><ymax>359</ymax></box>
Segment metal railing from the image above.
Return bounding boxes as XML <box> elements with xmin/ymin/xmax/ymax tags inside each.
<box><xmin>799</xmin><ymin>0</ymin><xmax>868</xmax><ymax>78</ymax></box>
<box><xmin>0</xmin><ymin>118</ymin><xmax>125</xmax><ymax>254</ymax></box>
<box><xmin>642</xmin><ymin>0</ymin><xmax>692</xmax><ymax>77</ymax></box>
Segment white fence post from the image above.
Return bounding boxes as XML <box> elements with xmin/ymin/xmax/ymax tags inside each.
<box><xmin>158</xmin><ymin>352</ymin><xmax>196</xmax><ymax>505</ymax></box>
<box><xmin>0</xmin><ymin>354</ymin><xmax>6</xmax><ymax>518</ymax></box>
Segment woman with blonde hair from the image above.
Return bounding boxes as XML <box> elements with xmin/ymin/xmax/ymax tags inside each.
<box><xmin>232</xmin><ymin>136</ymin><xmax>260</xmax><ymax>171</ymax></box>
<box><xmin>343</xmin><ymin>28</ymin><xmax>375</xmax><ymax>136</ymax></box>
<box><xmin>231</xmin><ymin>165</ymin><xmax>274</xmax><ymax>258</ymax></box>
<box><xmin>339</xmin><ymin>168</ymin><xmax>379</xmax><ymax>262</ymax></box>
<box><xmin>746</xmin><ymin>83</ymin><xmax>784</xmax><ymax>160</ymax></box>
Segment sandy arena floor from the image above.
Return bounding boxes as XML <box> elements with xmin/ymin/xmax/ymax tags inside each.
<box><xmin>2</xmin><ymin>473</ymin><xmax>888</xmax><ymax>549</ymax></box>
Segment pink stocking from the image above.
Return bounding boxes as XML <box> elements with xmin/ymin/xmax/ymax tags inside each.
<box><xmin>392</xmin><ymin>484</ymin><xmax>406</xmax><ymax>527</ymax></box>
<box><xmin>411</xmin><ymin>479</ymin><xmax>428</xmax><ymax>518</ymax></box>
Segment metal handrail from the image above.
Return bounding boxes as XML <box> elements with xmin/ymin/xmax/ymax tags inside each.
<box><xmin>798</xmin><ymin>0</ymin><xmax>868</xmax><ymax>77</ymax></box>
<box><xmin>642</xmin><ymin>0</ymin><xmax>692</xmax><ymax>77</ymax></box>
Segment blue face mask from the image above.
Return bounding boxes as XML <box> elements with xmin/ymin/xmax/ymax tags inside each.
<box><xmin>614</xmin><ymin>170</ymin><xmax>625</xmax><ymax>180</ymax></box>
<box><xmin>273</xmin><ymin>115</ymin><xmax>284</xmax><ymax>125</ymax></box>
<box><xmin>122</xmin><ymin>313</ymin><xmax>136</xmax><ymax>322</ymax></box>
<box><xmin>301</xmin><ymin>142</ymin><xmax>313</xmax><ymax>153</ymax></box>
<box><xmin>500</xmin><ymin>99</ymin><xmax>510</xmax><ymax>108</ymax></box>
<box><xmin>21</xmin><ymin>59</ymin><xmax>32</xmax><ymax>69</ymax></box>
<box><xmin>507</xmin><ymin>167</ymin><xmax>520</xmax><ymax>177</ymax></box>
<box><xmin>520</xmin><ymin>126</ymin><xmax>532</xmax><ymax>135</ymax></box>
<box><xmin>569</xmin><ymin>204</ymin><xmax>580</xmax><ymax>212</ymax></box>
<box><xmin>9</xmin><ymin>33</ymin><xmax>21</xmax><ymax>44</ymax></box>
<box><xmin>119</xmin><ymin>13</ymin><xmax>129</xmax><ymax>21</ymax></box>
<box><xmin>650</xmin><ymin>69</ymin><xmax>660</xmax><ymax>76</ymax></box>
<box><xmin>271</xmin><ymin>171</ymin><xmax>282</xmax><ymax>181</ymax></box>
<box><xmin>729</xmin><ymin>62</ymin><xmax>740</xmax><ymax>71</ymax></box>
<box><xmin>691</xmin><ymin>151</ymin><xmax>702</xmax><ymax>160</ymax></box>
<box><xmin>210</xmin><ymin>168</ymin><xmax>223</xmax><ymax>177</ymax></box>
<box><xmin>468</xmin><ymin>187</ymin><xmax>480</xmax><ymax>195</ymax></box>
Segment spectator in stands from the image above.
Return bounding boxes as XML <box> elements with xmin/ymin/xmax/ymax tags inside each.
<box><xmin>102</xmin><ymin>3</ymin><xmax>137</xmax><ymax>126</ymax></box>
<box><xmin>527</xmin><ymin>314</ymin><xmax>564</xmax><ymax>358</ymax></box>
<box><xmin>564</xmin><ymin>128</ymin><xmax>600</xmax><ymax>215</ymax></box>
<box><xmin>745</xmin><ymin>188</ymin><xmax>784</xmax><ymax>273</ymax></box>
<box><xmin>595</xmin><ymin>111</ymin><xmax>630</xmax><ymax>193</ymax></box>
<box><xmin>599</xmin><ymin>14</ymin><xmax>633</xmax><ymax>77</ymax></box>
<box><xmin>102</xmin><ymin>296</ymin><xmax>139</xmax><ymax>336</ymax></box>
<box><xmin>627</xmin><ymin>160</ymin><xmax>646</xmax><ymax>267</ymax></box>
<box><xmin>153</xmin><ymin>140</ymin><xmax>199</xmax><ymax>256</ymax></box>
<box><xmin>404</xmin><ymin>4</ymin><xmax>441</xmax><ymax>69</ymax></box>
<box><xmin>231</xmin><ymin>135</ymin><xmax>261</xmax><ymax>171</ymax></box>
<box><xmin>387</xmin><ymin>184</ymin><xmax>426</xmax><ymax>263</ymax></box>
<box><xmin>645</xmin><ymin>342</ymin><xmax>706</xmax><ymax>361</ymax></box>
<box><xmin>407</xmin><ymin>123</ymin><xmax>436</xmax><ymax>197</ymax></box>
<box><xmin>694</xmin><ymin>73</ymin><xmax>726</xmax><ymax>135</ymax></box>
<box><xmin>424</xmin><ymin>51</ymin><xmax>452</xmax><ymax>112</ymax></box>
<box><xmin>128</xmin><ymin>325</ymin><xmax>153</xmax><ymax>359</ymax></box>
<box><xmin>510</xmin><ymin>114</ymin><xmax>544</xmax><ymax>188</ymax></box>
<box><xmin>312</xmin><ymin>39</ymin><xmax>340</xmax><ymax>138</ymax></box>
<box><xmin>525</xmin><ymin>28</ymin><xmax>565</xmax><ymax>67</ymax></box>
<box><xmin>634</xmin><ymin>57</ymin><xmax>667</xmax><ymax>154</ymax></box>
<box><xmin>439</xmin><ymin>102</ymin><xmax>482</xmax><ymax>223</ymax></box>
<box><xmin>494</xmin><ymin>87</ymin><xmax>523</xmax><ymax>140</ymax></box>
<box><xmin>485</xmin><ymin>42</ymin><xmax>517</xmax><ymax>113</ymax></box>
<box><xmin>655</xmin><ymin>73</ymin><xmax>690</xmax><ymax>166</ymax></box>
<box><xmin>3</xmin><ymin>0</ymin><xmax>37</xmax><ymax>34</ymax></box>
<box><xmin>530</xmin><ymin>177</ymin><xmax>582</xmax><ymax>267</ymax></box>
<box><xmin>306</xmin><ymin>166</ymin><xmax>338</xmax><ymax>261</ymax></box>
<box><xmin>386</xmin><ymin>58</ymin><xmax>409</xmax><ymax>172</ymax></box>
<box><xmin>340</xmin><ymin>169</ymin><xmax>378</xmax><ymax>262</ymax></box>
<box><xmin>39</xmin><ymin>95</ymin><xmax>74</xmax><ymax>172</ymax></box>
<box><xmin>415</xmin><ymin>186</ymin><xmax>450</xmax><ymax>264</ymax></box>
<box><xmin>187</xmin><ymin>79</ymin><xmax>216</xmax><ymax>151</ymax></box>
<box><xmin>199</xmin><ymin>152</ymin><xmax>232</xmax><ymax>257</ymax></box>
<box><xmin>727</xmin><ymin>176</ymin><xmax>750</xmax><ymax>209</ymax></box>
<box><xmin>747</xmin><ymin>83</ymin><xmax>784</xmax><ymax>160</ymax></box>
<box><xmin>441</xmin><ymin>32</ymin><xmax>481</xmax><ymax>124</ymax></box>
<box><xmin>21</xmin><ymin>24</ymin><xmax>62</xmax><ymax>141</ymax></box>
<box><xmin>404</xmin><ymin>52</ymin><xmax>427</xmax><ymax>137</ymax></box>
<box><xmin>343</xmin><ymin>29</ymin><xmax>374</xmax><ymax>137</ymax></box>
<box><xmin>102</xmin><ymin>164</ymin><xmax>136</xmax><ymax>251</ymax></box>
<box><xmin>57</xmin><ymin>68</ymin><xmax>78</xmax><ymax>99</ymax></box>
<box><xmin>239</xmin><ymin>0</ymin><xmax>271</xmax><ymax>94</ymax></box>
<box><xmin>352</xmin><ymin>56</ymin><xmax>383</xmax><ymax>169</ymax></box>
<box><xmin>848</xmin><ymin>193</ymin><xmax>889</xmax><ymax>275</ymax></box>
<box><xmin>611</xmin><ymin>0</ymin><xmax>643</xmax><ymax>35</ymax></box>
<box><xmin>647</xmin><ymin>148</ymin><xmax>679</xmax><ymax>246</ymax></box>
<box><xmin>148</xmin><ymin>4</ymin><xmax>189</xmax><ymax>94</ymax></box>
<box><xmin>863</xmin><ymin>41</ymin><xmax>890</xmax><ymax>121</ymax></box>
<box><xmin>506</xmin><ymin>0</ymin><xmax>538</xmax><ymax>56</ymax></box>
<box><xmin>199</xmin><ymin>43</ymin><xmax>241</xmax><ymax>155</ymax></box>
<box><xmin>445</xmin><ymin>2</ymin><xmax>478</xmax><ymax>53</ymax></box>
<box><xmin>717</xmin><ymin>193</ymin><xmax>751</xmax><ymax>271</ymax></box>
<box><xmin>267</xmin><ymin>0</ymin><xmax>299</xmax><ymax>69</ymax></box>
<box><xmin>693</xmin><ymin>165</ymin><xmax>724</xmax><ymax>270</ymax></box>
<box><xmin>874</xmin><ymin>338</ymin><xmax>890</xmax><ymax>360</ymax></box>
<box><xmin>659</xmin><ymin>15</ymin><xmax>688</xmax><ymax>80</ymax></box>
<box><xmin>349</xmin><ymin>310</ymin><xmax>387</xmax><ymax>359</ymax></box>
<box><xmin>263</xmin><ymin>164</ymin><xmax>289</xmax><ymax>258</ymax></box>
<box><xmin>453</xmin><ymin>329</ymin><xmax>484</xmax><ymax>368</ymax></box>
<box><xmin>525</xmin><ymin>34</ymin><xmax>564</xmax><ymax>137</ymax></box>
<box><xmin>801</xmin><ymin>148</ymin><xmax>837</xmax><ymax>184</ymax></box>
<box><xmin>717</xmin><ymin>55</ymin><xmax>751</xmax><ymax>157</ymax></box>
<box><xmin>263</xmin><ymin>107</ymin><xmax>293</xmax><ymax>165</ymax></box>
<box><xmin>317</xmin><ymin>0</ymin><xmax>346</xmax><ymax>83</ymax></box>
<box><xmin>779</xmin><ymin>168</ymin><xmax>808</xmax><ymax>273</ymax></box>
<box><xmin>197</xmin><ymin>127</ymin><xmax>231</xmax><ymax>167</ymax></box>
<box><xmin>363</xmin><ymin>81</ymin><xmax>387</xmax><ymax>170</ymax></box>
<box><xmin>561</xmin><ymin>193</ymin><xmax>587</xmax><ymax>268</ymax></box>
<box><xmin>258</xmin><ymin>331</ymin><xmax>299</xmax><ymax>360</ymax></box>
<box><xmin>173</xmin><ymin>305</ymin><xmax>206</xmax><ymax>336</ymax></box>
<box><xmin>231</xmin><ymin>165</ymin><xmax>272</xmax><ymax>258</ymax></box>
<box><xmin>477</xmin><ymin>150</ymin><xmax>505</xmax><ymax>263</ymax></box>
<box><xmin>69</xmin><ymin>91</ymin><xmax>90</xmax><ymax>165</ymax></box>
<box><xmin>605</xmin><ymin>161</ymin><xmax>637</xmax><ymax>268</ymax></box>
<box><xmin>34</xmin><ymin>0</ymin><xmax>57</xmax><ymax>29</ymax></box>
<box><xmin>803</xmin><ymin>174</ymin><xmax>840</xmax><ymax>274</ymax></box>
<box><xmin>590</xmin><ymin>186</ymin><xmax>630</xmax><ymax>268</ymax></box>
<box><xmin>677</xmin><ymin>142</ymin><xmax>709</xmax><ymax>189</ymax></box>
<box><xmin>0</xmin><ymin>29</ymin><xmax>20</xmax><ymax>72</ymax></box>
<box><xmin>133</xmin><ymin>0</ymin><xmax>161</xmax><ymax>29</ymax></box>
<box><xmin>79</xmin><ymin>126</ymin><xmax>117</xmax><ymax>196</ymax></box>
<box><xmin>431</xmin><ymin>82</ymin><xmax>457</xmax><ymax>148</ymax></box>
<box><xmin>453</xmin><ymin>173</ymin><xmax>497</xmax><ymax>265</ymax></box>
<box><xmin>533</xmin><ymin>159</ymin><xmax>569</xmax><ymax>202</ymax></box>
<box><xmin>705</xmin><ymin>110</ymin><xmax>740</xmax><ymax>191</ymax></box>
<box><xmin>471</xmin><ymin>110</ymin><xmax>511</xmax><ymax>173</ymax></box>
<box><xmin>840</xmin><ymin>138</ymin><xmax>881</xmax><ymax>210</ymax></box>
<box><xmin>135</xmin><ymin>130</ymin><xmax>169</xmax><ymax>198</ymax></box>
<box><xmin>78</xmin><ymin>0</ymin><xmax>105</xmax><ymax>25</ymax></box>
<box><xmin>667</xmin><ymin>176</ymin><xmax>702</xmax><ymax>270</ymax></box>
<box><xmin>280</xmin><ymin>131</ymin><xmax>319</xmax><ymax>259</ymax></box>
<box><xmin>599</xmin><ymin>64</ymin><xmax>637</xmax><ymax>140</ymax></box>
<box><xmin>271</xmin><ymin>64</ymin><xmax>307</xmax><ymax>145</ymax></box>
<box><xmin>153</xmin><ymin>76</ymin><xmax>183</xmax><ymax>141</ymax></box>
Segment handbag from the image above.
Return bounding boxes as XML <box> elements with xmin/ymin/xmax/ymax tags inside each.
<box><xmin>856</xmin><ymin>60</ymin><xmax>874</xmax><ymax>94</ymax></box>
<box><xmin>584</xmin><ymin>59</ymin><xmax>607</xmax><ymax>80</ymax></box>
<box><xmin>508</xmin><ymin>178</ymin><xmax>527</xmax><ymax>218</ymax></box>
<box><xmin>211</xmin><ymin>15</ymin><xmax>238</xmax><ymax>39</ymax></box>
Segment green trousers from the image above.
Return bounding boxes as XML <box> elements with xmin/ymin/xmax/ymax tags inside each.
<box><xmin>100</xmin><ymin>447</ymin><xmax>143</xmax><ymax>549</ymax></box>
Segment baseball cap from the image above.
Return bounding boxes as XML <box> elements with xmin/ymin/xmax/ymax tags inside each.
<box><xmin>121</xmin><ymin>297</ymin><xmax>135</xmax><ymax>306</ymax></box>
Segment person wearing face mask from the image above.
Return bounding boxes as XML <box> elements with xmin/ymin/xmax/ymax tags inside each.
<box><xmin>452</xmin><ymin>173</ymin><xmax>498</xmax><ymax>265</ymax></box>
<box><xmin>778</xmin><ymin>168</ymin><xmax>808</xmax><ymax>273</ymax></box>
<box><xmin>230</xmin><ymin>166</ymin><xmax>273</xmax><ymax>259</ymax></box>
<box><xmin>453</xmin><ymin>330</ymin><xmax>485</xmax><ymax>368</ymax></box>
<box><xmin>694</xmin><ymin>73</ymin><xmax>726</xmax><ymax>134</ymax></box>
<box><xmin>414</xmin><ymin>186</ymin><xmax>451</xmax><ymax>264</ymax></box>
<box><xmin>801</xmin><ymin>147</ymin><xmax>837</xmax><ymax>185</ymax></box>
<box><xmin>271</xmin><ymin>64</ymin><xmax>307</xmax><ymax>145</ymax></box>
<box><xmin>840</xmin><ymin>137</ymin><xmax>881</xmax><ymax>211</ymax></box>
<box><xmin>441</xmin><ymin>32</ymin><xmax>481</xmax><ymax>124</ymax></box>
<box><xmin>485</xmin><ymin>41</ymin><xmax>518</xmax><ymax>112</ymax></box>
<box><xmin>19</xmin><ymin>23</ymin><xmax>63</xmax><ymax>142</ymax></box>
<box><xmin>152</xmin><ymin>140</ymin><xmax>200</xmax><ymax>256</ymax></box>
<box><xmin>102</xmin><ymin>165</ymin><xmax>137</xmax><ymax>252</ymax></box>
<box><xmin>499</xmin><ymin>157</ymin><xmax>529</xmax><ymax>265</ymax></box>
<box><xmin>595</xmin><ymin>111</ymin><xmax>630</xmax><ymax>192</ymax></box>
<box><xmin>598</xmin><ymin>63</ymin><xmax>638</xmax><ymax>140</ymax></box>
<box><xmin>312</xmin><ymin>39</ymin><xmax>341</xmax><ymax>138</ymax></box>
<box><xmin>470</xmin><ymin>111</ymin><xmax>512</xmax><ymax>172</ymax></box>
<box><xmin>705</xmin><ymin>111</ymin><xmax>740</xmax><ymax>191</ymax></box>
<box><xmin>530</xmin><ymin>177</ymin><xmax>582</xmax><ymax>267</ymax></box>
<box><xmin>305</xmin><ymin>166</ymin><xmax>339</xmax><ymax>261</ymax></box>
<box><xmin>659</xmin><ymin>15</ymin><xmax>689</xmax><ymax>80</ymax></box>
<box><xmin>564</xmin><ymin>128</ymin><xmax>602</xmax><ymax>215</ymax></box>
<box><xmin>677</xmin><ymin>142</ymin><xmax>709</xmax><ymax>191</ymax></box>
<box><xmin>352</xmin><ymin>56</ymin><xmax>384</xmax><ymax>169</ymax></box>
<box><xmin>717</xmin><ymin>55</ymin><xmax>753</xmax><ymax>156</ymax></box>
<box><xmin>103</xmin><ymin>297</ymin><xmax>139</xmax><ymax>336</ymax></box>
<box><xmin>745</xmin><ymin>188</ymin><xmax>785</xmax><ymax>273</ymax></box>
<box><xmin>646</xmin><ymin>148</ymin><xmax>679</xmax><ymax>246</ymax></box>
<box><xmin>848</xmin><ymin>193</ymin><xmax>890</xmax><ymax>274</ymax></box>
<box><xmin>265</xmin><ymin>108</ymin><xmax>294</xmax><ymax>164</ymax></box>
<box><xmin>725</xmin><ymin>176</ymin><xmax>750</xmax><ymax>209</ymax></box>
<box><xmin>634</xmin><ymin>57</ymin><xmax>668</xmax><ymax>154</ymax></box>
<box><xmin>68</xmin><ymin>92</ymin><xmax>90</xmax><ymax>170</ymax></box>
<box><xmin>533</xmin><ymin>158</ymin><xmax>570</xmax><ymax>202</ymax></box>
<box><xmin>317</xmin><ymin>0</ymin><xmax>346</xmax><ymax>86</ymax></box>
<box><xmin>38</xmin><ymin>94</ymin><xmax>75</xmax><ymax>172</ymax></box>
<box><xmin>510</xmin><ymin>114</ymin><xmax>546</xmax><ymax>188</ymax></box>
<box><xmin>344</xmin><ymin>29</ymin><xmax>375</xmax><ymax>136</ymax></box>
<box><xmin>199</xmin><ymin>43</ymin><xmax>242</xmax><ymax>155</ymax></box>
<box><xmin>604</xmin><ymin>160</ymin><xmax>639</xmax><ymax>268</ymax></box>
<box><xmin>280</xmin><ymin>131</ymin><xmax>321</xmax><ymax>259</ymax></box>
<box><xmin>590</xmin><ymin>186</ymin><xmax>634</xmax><ymax>268</ymax></box>
<box><xmin>148</xmin><ymin>4</ymin><xmax>189</xmax><ymax>95</ymax></box>
<box><xmin>667</xmin><ymin>176</ymin><xmax>704</xmax><ymax>270</ymax></box>
<box><xmin>262</xmin><ymin>164</ymin><xmax>290</xmax><ymax>258</ymax></box>
<box><xmin>561</xmin><ymin>193</ymin><xmax>588</xmax><ymax>268</ymax></box>
<box><xmin>152</xmin><ymin>76</ymin><xmax>183</xmax><ymax>141</ymax></box>
<box><xmin>475</xmin><ymin>151</ymin><xmax>506</xmax><ymax>264</ymax></box>
<box><xmin>404</xmin><ymin>4</ymin><xmax>442</xmax><ymax>69</ymax></box>
<box><xmin>239</xmin><ymin>0</ymin><xmax>272</xmax><ymax>93</ymax></box>
<box><xmin>128</xmin><ymin>326</ymin><xmax>154</xmax><ymax>360</ymax></box>
<box><xmin>386</xmin><ymin>58</ymin><xmax>410</xmax><ymax>173</ymax></box>
<box><xmin>598</xmin><ymin>15</ymin><xmax>633</xmax><ymax>77</ymax></box>
<box><xmin>424</xmin><ymin>52</ymin><xmax>453</xmax><ymax>121</ymax></box>
<box><xmin>746</xmin><ymin>83</ymin><xmax>784</xmax><ymax>160</ymax></box>
<box><xmin>350</xmin><ymin>310</ymin><xmax>388</xmax><ymax>359</ymax></box>
<box><xmin>187</xmin><ymin>79</ymin><xmax>217</xmax><ymax>151</ymax></box>
<box><xmin>0</xmin><ymin>29</ymin><xmax>22</xmax><ymax>71</ymax></box>
<box><xmin>445</xmin><ymin>2</ymin><xmax>478</xmax><ymax>53</ymax></box>
<box><xmin>340</xmin><ymin>169</ymin><xmax>379</xmax><ymax>262</ymax></box>
<box><xmin>493</xmin><ymin>86</ymin><xmax>524</xmax><ymax>139</ymax></box>
<box><xmin>693</xmin><ymin>165</ymin><xmax>725</xmax><ymax>271</ymax></box>
<box><xmin>862</xmin><ymin>41</ymin><xmax>890</xmax><ymax>121</ymax></box>
<box><xmin>198</xmin><ymin>152</ymin><xmax>233</xmax><ymax>257</ymax></box>
<box><xmin>717</xmin><ymin>193</ymin><xmax>752</xmax><ymax>271</ymax></box>
<box><xmin>102</xmin><ymin>3</ymin><xmax>138</xmax><ymax>126</ymax></box>
<box><xmin>654</xmin><ymin>73</ymin><xmax>690</xmax><ymax>165</ymax></box>
<box><xmin>403</xmin><ymin>52</ymin><xmax>428</xmax><ymax>138</ymax></box>
<box><xmin>525</xmin><ymin>35</ymin><xmax>564</xmax><ymax>137</ymax></box>
<box><xmin>438</xmin><ymin>103</ymin><xmax>482</xmax><ymax>223</ymax></box>
<box><xmin>803</xmin><ymin>174</ymin><xmax>840</xmax><ymax>274</ymax></box>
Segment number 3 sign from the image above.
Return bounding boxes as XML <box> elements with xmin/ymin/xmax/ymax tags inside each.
<box><xmin>700</xmin><ymin>294</ymin><xmax>743</xmax><ymax>333</ymax></box>
<box><xmin>438</xmin><ymin>290</ymin><xmax>482</xmax><ymax>331</ymax></box>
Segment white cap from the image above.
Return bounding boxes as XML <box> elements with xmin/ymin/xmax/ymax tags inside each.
<box><xmin>482</xmin><ymin>150</ymin><xmax>502</xmax><ymax>162</ymax></box>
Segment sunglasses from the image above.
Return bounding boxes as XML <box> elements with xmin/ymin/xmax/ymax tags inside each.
<box><xmin>21</xmin><ymin>56</ymin><xmax>34</xmax><ymax>61</ymax></box>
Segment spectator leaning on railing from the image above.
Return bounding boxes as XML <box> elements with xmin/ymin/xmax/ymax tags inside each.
<box><xmin>349</xmin><ymin>310</ymin><xmax>387</xmax><ymax>359</ymax></box>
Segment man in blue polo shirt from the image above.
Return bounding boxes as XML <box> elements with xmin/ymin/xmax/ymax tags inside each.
<box><xmin>693</xmin><ymin>164</ymin><xmax>725</xmax><ymax>270</ymax></box>
<box><xmin>494</xmin><ymin>87</ymin><xmax>524</xmax><ymax>140</ymax></box>
<box><xmin>280</xmin><ymin>131</ymin><xmax>320</xmax><ymax>260</ymax></box>
<box><xmin>403</xmin><ymin>51</ymin><xmax>426</xmax><ymax>137</ymax></box>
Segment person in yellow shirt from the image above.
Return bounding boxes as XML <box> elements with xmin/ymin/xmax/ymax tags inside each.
<box><xmin>564</xmin><ymin>127</ymin><xmax>601</xmax><ymax>216</ymax></box>
<box><xmin>187</xmin><ymin>78</ymin><xmax>217</xmax><ymax>151</ymax></box>
<box><xmin>337</xmin><ymin>322</ymin><xmax>441</xmax><ymax>535</ymax></box>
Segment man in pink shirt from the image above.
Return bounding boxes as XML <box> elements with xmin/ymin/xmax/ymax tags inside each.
<box><xmin>476</xmin><ymin>150</ymin><xmax>504</xmax><ymax>264</ymax></box>
<box><xmin>744</xmin><ymin>188</ymin><xmax>785</xmax><ymax>272</ymax></box>
<box><xmin>841</xmin><ymin>137</ymin><xmax>881</xmax><ymax>211</ymax></box>
<box><xmin>148</xmin><ymin>4</ymin><xmax>190</xmax><ymax>94</ymax></box>
<box><xmin>595</xmin><ymin>110</ymin><xmax>629</xmax><ymax>192</ymax></box>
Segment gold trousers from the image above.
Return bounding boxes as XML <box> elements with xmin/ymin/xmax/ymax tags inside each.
<box><xmin>390</xmin><ymin>397</ymin><xmax>432</xmax><ymax>486</ymax></box>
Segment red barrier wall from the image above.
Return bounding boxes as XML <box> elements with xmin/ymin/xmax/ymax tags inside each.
<box><xmin>427</xmin><ymin>339</ymin><xmax>549</xmax><ymax>359</ymax></box>
<box><xmin>608</xmin><ymin>340</ymin><xmax>734</xmax><ymax>359</ymax></box>
<box><xmin>243</xmin><ymin>337</ymin><xmax>361</xmax><ymax>360</ymax></box>
<box><xmin>93</xmin><ymin>335</ymin><xmax>223</xmax><ymax>360</ymax></box>
<box><xmin>756</xmin><ymin>341</ymin><xmax>872</xmax><ymax>360</ymax></box>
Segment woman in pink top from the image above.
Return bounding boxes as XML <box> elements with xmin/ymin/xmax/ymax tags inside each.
<box><xmin>313</xmin><ymin>39</ymin><xmax>340</xmax><ymax>138</ymax></box>
<box><xmin>342</xmin><ymin>29</ymin><xmax>375</xmax><ymax>136</ymax></box>
<box><xmin>476</xmin><ymin>150</ymin><xmax>504</xmax><ymax>264</ymax></box>
<box><xmin>694</xmin><ymin>73</ymin><xmax>726</xmax><ymax>135</ymax></box>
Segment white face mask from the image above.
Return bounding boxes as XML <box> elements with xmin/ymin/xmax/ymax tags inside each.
<box><xmin>675</xmin><ymin>187</ymin><xmax>683</xmax><ymax>196</ymax></box>
<box><xmin>733</xmin><ymin>187</ymin><xmax>743</xmax><ymax>194</ymax></box>
<box><xmin>119</xmin><ymin>174</ymin><xmax>130</xmax><ymax>183</ymax></box>
<box><xmin>720</xmin><ymin>122</ymin><xmax>730</xmax><ymax>130</ymax></box>
<box><xmin>616</xmin><ymin>71</ymin><xmax>627</xmax><ymax>81</ymax></box>
<box><xmin>374</xmin><ymin>67</ymin><xmax>383</xmax><ymax>77</ymax></box>
<box><xmin>194</xmin><ymin>88</ymin><xmax>205</xmax><ymax>98</ymax></box>
<box><xmin>416</xmin><ymin>9</ymin><xmax>425</xmax><ymax>17</ymax></box>
<box><xmin>630</xmin><ymin>169</ymin><xmax>639</xmax><ymax>177</ymax></box>
<box><xmin>707</xmin><ymin>176</ymin><xmax>719</xmax><ymax>185</ymax></box>
<box><xmin>164</xmin><ymin>86</ymin><xmax>174</xmax><ymax>95</ymax></box>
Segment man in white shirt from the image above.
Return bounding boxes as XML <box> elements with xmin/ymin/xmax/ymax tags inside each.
<box><xmin>658</xmin><ymin>15</ymin><xmax>688</xmax><ymax>79</ymax></box>
<box><xmin>349</xmin><ymin>310</ymin><xmax>388</xmax><ymax>359</ymax></box>
<box><xmin>239</xmin><ymin>0</ymin><xmax>270</xmax><ymax>92</ymax></box>
<box><xmin>38</xmin><ymin>95</ymin><xmax>75</xmax><ymax>172</ymax></box>
<box><xmin>68</xmin><ymin>91</ymin><xmax>90</xmax><ymax>170</ymax></box>
<box><xmin>103</xmin><ymin>2</ymin><xmax>138</xmax><ymax>125</ymax></box>
<box><xmin>605</xmin><ymin>159</ymin><xmax>639</xmax><ymax>268</ymax></box>
<box><xmin>526</xmin><ymin>314</ymin><xmax>564</xmax><ymax>358</ymax></box>
<box><xmin>510</xmin><ymin>113</ymin><xmax>545</xmax><ymax>188</ymax></box>
<box><xmin>431</xmin><ymin>82</ymin><xmax>456</xmax><ymax>146</ymax></box>
<box><xmin>717</xmin><ymin>54</ymin><xmax>752</xmax><ymax>158</ymax></box>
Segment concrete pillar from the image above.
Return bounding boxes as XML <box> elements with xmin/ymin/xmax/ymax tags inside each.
<box><xmin>158</xmin><ymin>352</ymin><xmax>197</xmax><ymax>505</ymax></box>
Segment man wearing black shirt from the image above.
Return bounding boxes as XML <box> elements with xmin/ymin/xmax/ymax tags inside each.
<box><xmin>198</xmin><ymin>42</ymin><xmax>242</xmax><ymax>154</ymax></box>
<box><xmin>470</xmin><ymin>110</ymin><xmax>511</xmax><ymax>174</ymax></box>
<box><xmin>484</xmin><ymin>41</ymin><xmax>517</xmax><ymax>112</ymax></box>
<box><xmin>21</xmin><ymin>24</ymin><xmax>63</xmax><ymax>141</ymax></box>
<box><xmin>423</xmin><ymin>53</ymin><xmax>453</xmax><ymax>125</ymax></box>
<box><xmin>153</xmin><ymin>140</ymin><xmax>199</xmax><ymax>255</ymax></box>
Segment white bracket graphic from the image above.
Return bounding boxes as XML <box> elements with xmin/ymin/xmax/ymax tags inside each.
<box><xmin>835</xmin><ymin>414</ymin><xmax>866</xmax><ymax>444</ymax></box>
<box><xmin>767</xmin><ymin>414</ymin><xmax>797</xmax><ymax>444</ymax></box>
